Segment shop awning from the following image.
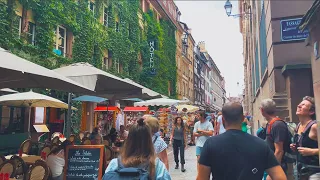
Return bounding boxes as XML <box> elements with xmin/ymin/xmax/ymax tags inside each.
<box><xmin>123</xmin><ymin>107</ymin><xmax>149</xmax><ymax>112</ymax></box>
<box><xmin>94</xmin><ymin>106</ymin><xmax>120</xmax><ymax>112</ymax></box>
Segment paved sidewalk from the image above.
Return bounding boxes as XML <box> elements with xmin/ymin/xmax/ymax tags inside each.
<box><xmin>167</xmin><ymin>145</ymin><xmax>198</xmax><ymax>180</ymax></box>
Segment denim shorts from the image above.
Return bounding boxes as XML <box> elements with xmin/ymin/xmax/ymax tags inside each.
<box><xmin>196</xmin><ymin>146</ymin><xmax>202</xmax><ymax>156</ymax></box>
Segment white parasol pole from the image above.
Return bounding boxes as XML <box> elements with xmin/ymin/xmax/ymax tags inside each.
<box><xmin>28</xmin><ymin>103</ymin><xmax>32</xmax><ymax>133</ymax></box>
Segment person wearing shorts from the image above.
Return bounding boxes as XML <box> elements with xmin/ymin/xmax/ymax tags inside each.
<box><xmin>193</xmin><ymin>111</ymin><xmax>214</xmax><ymax>171</ymax></box>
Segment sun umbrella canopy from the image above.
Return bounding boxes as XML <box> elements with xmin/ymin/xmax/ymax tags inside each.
<box><xmin>0</xmin><ymin>88</ymin><xmax>18</xmax><ymax>93</ymax></box>
<box><xmin>73</xmin><ymin>95</ymin><xmax>107</xmax><ymax>103</ymax></box>
<box><xmin>134</xmin><ymin>98</ymin><xmax>183</xmax><ymax>107</ymax></box>
<box><xmin>176</xmin><ymin>104</ymin><xmax>199</xmax><ymax>113</ymax></box>
<box><xmin>123</xmin><ymin>78</ymin><xmax>168</xmax><ymax>99</ymax></box>
<box><xmin>0</xmin><ymin>91</ymin><xmax>76</xmax><ymax>110</ymax></box>
<box><xmin>0</xmin><ymin>48</ymin><xmax>93</xmax><ymax>93</ymax></box>
<box><xmin>54</xmin><ymin>62</ymin><xmax>142</xmax><ymax>99</ymax></box>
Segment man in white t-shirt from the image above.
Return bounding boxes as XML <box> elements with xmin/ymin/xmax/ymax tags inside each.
<box><xmin>193</xmin><ymin>111</ymin><xmax>214</xmax><ymax>171</ymax></box>
<box><xmin>217</xmin><ymin>114</ymin><xmax>226</xmax><ymax>135</ymax></box>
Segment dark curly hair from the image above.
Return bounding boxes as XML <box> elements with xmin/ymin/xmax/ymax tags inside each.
<box><xmin>174</xmin><ymin>116</ymin><xmax>185</xmax><ymax>129</ymax></box>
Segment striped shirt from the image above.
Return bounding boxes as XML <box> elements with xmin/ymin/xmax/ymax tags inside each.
<box><xmin>152</xmin><ymin>135</ymin><xmax>167</xmax><ymax>154</ymax></box>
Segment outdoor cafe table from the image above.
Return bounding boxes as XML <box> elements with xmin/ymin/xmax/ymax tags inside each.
<box><xmin>5</xmin><ymin>154</ymin><xmax>41</xmax><ymax>165</ymax></box>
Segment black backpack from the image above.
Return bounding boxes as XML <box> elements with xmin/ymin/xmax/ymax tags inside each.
<box><xmin>267</xmin><ymin>120</ymin><xmax>295</xmax><ymax>163</ymax></box>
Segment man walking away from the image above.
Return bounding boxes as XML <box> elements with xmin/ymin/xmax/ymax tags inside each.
<box><xmin>216</xmin><ymin>111</ymin><xmax>225</xmax><ymax>135</ymax></box>
<box><xmin>193</xmin><ymin>111</ymin><xmax>214</xmax><ymax>172</ymax></box>
<box><xmin>197</xmin><ymin>102</ymin><xmax>286</xmax><ymax>180</ymax></box>
<box><xmin>260</xmin><ymin>99</ymin><xmax>290</xmax><ymax>177</ymax></box>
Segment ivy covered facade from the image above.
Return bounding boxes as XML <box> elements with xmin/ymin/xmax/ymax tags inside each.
<box><xmin>0</xmin><ymin>0</ymin><xmax>177</xmax><ymax>98</ymax></box>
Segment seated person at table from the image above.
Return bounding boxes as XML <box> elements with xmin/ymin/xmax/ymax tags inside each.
<box><xmin>119</xmin><ymin>125</ymin><xmax>129</xmax><ymax>140</ymax></box>
<box><xmin>106</xmin><ymin>128</ymin><xmax>118</xmax><ymax>144</ymax></box>
<box><xmin>91</xmin><ymin>134</ymin><xmax>103</xmax><ymax>145</ymax></box>
<box><xmin>89</xmin><ymin>127</ymin><xmax>99</xmax><ymax>140</ymax></box>
<box><xmin>46</xmin><ymin>140</ymin><xmax>72</xmax><ymax>180</ymax></box>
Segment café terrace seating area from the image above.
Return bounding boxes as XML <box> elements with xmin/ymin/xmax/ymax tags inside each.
<box><xmin>0</xmin><ymin>132</ymin><xmax>121</xmax><ymax>180</ymax></box>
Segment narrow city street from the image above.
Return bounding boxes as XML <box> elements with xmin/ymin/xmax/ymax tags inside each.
<box><xmin>167</xmin><ymin>145</ymin><xmax>198</xmax><ymax>180</ymax></box>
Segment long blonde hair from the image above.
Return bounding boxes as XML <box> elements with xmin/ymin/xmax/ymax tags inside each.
<box><xmin>120</xmin><ymin>118</ymin><xmax>156</xmax><ymax>179</ymax></box>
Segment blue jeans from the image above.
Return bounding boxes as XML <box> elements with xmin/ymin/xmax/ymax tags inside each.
<box><xmin>196</xmin><ymin>146</ymin><xmax>202</xmax><ymax>156</ymax></box>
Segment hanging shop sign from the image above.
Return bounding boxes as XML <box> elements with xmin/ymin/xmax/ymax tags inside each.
<box><xmin>280</xmin><ymin>18</ymin><xmax>309</xmax><ymax>42</ymax></box>
<box><xmin>149</xmin><ymin>40</ymin><xmax>156</xmax><ymax>75</ymax></box>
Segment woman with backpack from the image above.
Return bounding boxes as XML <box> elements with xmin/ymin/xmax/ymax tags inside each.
<box><xmin>103</xmin><ymin>118</ymin><xmax>171</xmax><ymax>180</ymax></box>
<box><xmin>170</xmin><ymin>116</ymin><xmax>187</xmax><ymax>172</ymax></box>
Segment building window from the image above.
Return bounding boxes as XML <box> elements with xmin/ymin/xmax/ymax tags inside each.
<box><xmin>54</xmin><ymin>26</ymin><xmax>67</xmax><ymax>57</ymax></box>
<box><xmin>103</xmin><ymin>57</ymin><xmax>108</xmax><ymax>70</ymax></box>
<box><xmin>89</xmin><ymin>1</ymin><xmax>95</xmax><ymax>14</ymax></box>
<box><xmin>116</xmin><ymin>21</ymin><xmax>120</xmax><ymax>32</ymax></box>
<box><xmin>13</xmin><ymin>16</ymin><xmax>22</xmax><ymax>38</ymax></box>
<box><xmin>114</xmin><ymin>59</ymin><xmax>120</xmax><ymax>73</ymax></box>
<box><xmin>103</xmin><ymin>6</ymin><xmax>108</xmax><ymax>27</ymax></box>
<box><xmin>27</xmin><ymin>22</ymin><xmax>36</xmax><ymax>45</ymax></box>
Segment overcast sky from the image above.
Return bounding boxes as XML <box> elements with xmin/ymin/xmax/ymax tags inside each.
<box><xmin>175</xmin><ymin>0</ymin><xmax>244</xmax><ymax>97</ymax></box>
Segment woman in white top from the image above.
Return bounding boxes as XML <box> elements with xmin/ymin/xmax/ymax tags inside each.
<box><xmin>46</xmin><ymin>140</ymin><xmax>72</xmax><ymax>180</ymax></box>
<box><xmin>144</xmin><ymin>116</ymin><xmax>169</xmax><ymax>170</ymax></box>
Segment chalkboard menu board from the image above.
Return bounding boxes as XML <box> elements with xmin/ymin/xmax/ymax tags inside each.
<box><xmin>64</xmin><ymin>145</ymin><xmax>104</xmax><ymax>180</ymax></box>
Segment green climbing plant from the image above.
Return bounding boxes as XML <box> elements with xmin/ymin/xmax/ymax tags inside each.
<box><xmin>0</xmin><ymin>0</ymin><xmax>178</xmax><ymax>131</ymax></box>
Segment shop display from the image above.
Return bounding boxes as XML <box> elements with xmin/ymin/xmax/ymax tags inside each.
<box><xmin>98</xmin><ymin>112</ymin><xmax>113</xmax><ymax>136</ymax></box>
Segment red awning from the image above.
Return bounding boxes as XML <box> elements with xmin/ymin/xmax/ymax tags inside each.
<box><xmin>123</xmin><ymin>107</ymin><xmax>149</xmax><ymax>112</ymax></box>
<box><xmin>94</xmin><ymin>106</ymin><xmax>120</xmax><ymax>112</ymax></box>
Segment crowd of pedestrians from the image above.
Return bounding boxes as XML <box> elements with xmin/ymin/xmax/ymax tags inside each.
<box><xmin>94</xmin><ymin>96</ymin><xmax>320</xmax><ymax>179</ymax></box>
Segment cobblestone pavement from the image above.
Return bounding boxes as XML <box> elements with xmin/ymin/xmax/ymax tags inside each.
<box><xmin>167</xmin><ymin>145</ymin><xmax>198</xmax><ymax>180</ymax></box>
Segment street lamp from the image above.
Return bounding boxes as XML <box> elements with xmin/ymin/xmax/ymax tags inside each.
<box><xmin>224</xmin><ymin>0</ymin><xmax>232</xmax><ymax>16</ymax></box>
<box><xmin>224</xmin><ymin>0</ymin><xmax>252</xmax><ymax>18</ymax></box>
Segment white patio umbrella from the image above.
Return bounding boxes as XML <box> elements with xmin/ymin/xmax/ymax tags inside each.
<box><xmin>0</xmin><ymin>48</ymin><xmax>93</xmax><ymax>93</ymax></box>
<box><xmin>134</xmin><ymin>98</ymin><xmax>183</xmax><ymax>107</ymax></box>
<box><xmin>176</xmin><ymin>104</ymin><xmax>200</xmax><ymax>113</ymax></box>
<box><xmin>54</xmin><ymin>62</ymin><xmax>142</xmax><ymax>99</ymax></box>
<box><xmin>0</xmin><ymin>90</ymin><xmax>76</xmax><ymax>131</ymax></box>
<box><xmin>124</xmin><ymin>78</ymin><xmax>168</xmax><ymax>99</ymax></box>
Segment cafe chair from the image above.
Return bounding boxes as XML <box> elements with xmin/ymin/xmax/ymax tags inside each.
<box><xmin>19</xmin><ymin>139</ymin><xmax>32</xmax><ymax>155</ymax></box>
<box><xmin>69</xmin><ymin>134</ymin><xmax>76</xmax><ymax>143</ymax></box>
<box><xmin>39</xmin><ymin>146</ymin><xmax>51</xmax><ymax>158</ymax></box>
<box><xmin>51</xmin><ymin>132</ymin><xmax>62</xmax><ymax>140</ymax></box>
<box><xmin>84</xmin><ymin>131</ymin><xmax>91</xmax><ymax>138</ymax></box>
<box><xmin>25</xmin><ymin>160</ymin><xmax>49</xmax><ymax>180</ymax></box>
<box><xmin>81</xmin><ymin>137</ymin><xmax>91</xmax><ymax>145</ymax></box>
<box><xmin>0</xmin><ymin>160</ymin><xmax>16</xmax><ymax>178</ymax></box>
<box><xmin>0</xmin><ymin>155</ymin><xmax>5</xmax><ymax>166</ymax></box>
<box><xmin>78</xmin><ymin>132</ymin><xmax>84</xmax><ymax>141</ymax></box>
<box><xmin>10</xmin><ymin>155</ymin><xmax>27</xmax><ymax>178</ymax></box>
<box><xmin>51</xmin><ymin>136</ymin><xmax>60</xmax><ymax>145</ymax></box>
<box><xmin>102</xmin><ymin>139</ymin><xmax>111</xmax><ymax>146</ymax></box>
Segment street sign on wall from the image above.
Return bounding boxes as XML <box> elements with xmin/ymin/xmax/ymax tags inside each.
<box><xmin>280</xmin><ymin>18</ymin><xmax>309</xmax><ymax>42</ymax></box>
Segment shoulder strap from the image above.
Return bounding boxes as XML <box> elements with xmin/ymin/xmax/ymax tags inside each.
<box><xmin>267</xmin><ymin>117</ymin><xmax>282</xmax><ymax>134</ymax></box>
<box><xmin>295</xmin><ymin>123</ymin><xmax>301</xmax><ymax>133</ymax></box>
<box><xmin>303</xmin><ymin>120</ymin><xmax>316</xmax><ymax>134</ymax></box>
<box><xmin>153</xmin><ymin>136</ymin><xmax>158</xmax><ymax>144</ymax></box>
<box><xmin>117</xmin><ymin>157</ymin><xmax>124</xmax><ymax>170</ymax></box>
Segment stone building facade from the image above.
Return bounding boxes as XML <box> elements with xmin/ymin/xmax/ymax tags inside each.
<box><xmin>240</xmin><ymin>0</ymin><xmax>314</xmax><ymax>134</ymax></box>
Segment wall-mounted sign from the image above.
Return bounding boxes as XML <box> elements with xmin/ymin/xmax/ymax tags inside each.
<box><xmin>280</xmin><ymin>18</ymin><xmax>309</xmax><ymax>42</ymax></box>
<box><xmin>149</xmin><ymin>40</ymin><xmax>156</xmax><ymax>75</ymax></box>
